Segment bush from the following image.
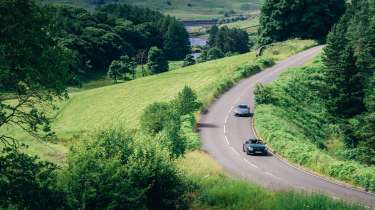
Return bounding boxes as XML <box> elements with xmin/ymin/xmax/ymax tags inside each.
<box><xmin>236</xmin><ymin>63</ymin><xmax>261</xmax><ymax>78</ymax></box>
<box><xmin>140</xmin><ymin>86</ymin><xmax>202</xmax><ymax>157</ymax></box>
<box><xmin>180</xmin><ymin>114</ymin><xmax>201</xmax><ymax>150</ymax></box>
<box><xmin>59</xmin><ymin>127</ymin><xmax>189</xmax><ymax>210</ymax></box>
<box><xmin>214</xmin><ymin>79</ymin><xmax>234</xmax><ymax>98</ymax></box>
<box><xmin>256</xmin><ymin>57</ymin><xmax>275</xmax><ymax>68</ymax></box>
<box><xmin>254</xmin><ymin>83</ymin><xmax>277</xmax><ymax>105</ymax></box>
<box><xmin>141</xmin><ymin>102</ymin><xmax>172</xmax><ymax>135</ymax></box>
<box><xmin>182</xmin><ymin>54</ymin><xmax>196</xmax><ymax>67</ymax></box>
<box><xmin>206</xmin><ymin>47</ymin><xmax>224</xmax><ymax>60</ymax></box>
<box><xmin>173</xmin><ymin>86</ymin><xmax>202</xmax><ymax>115</ymax></box>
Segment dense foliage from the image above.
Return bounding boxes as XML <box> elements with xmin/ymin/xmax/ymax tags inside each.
<box><xmin>0</xmin><ymin>148</ymin><xmax>66</xmax><ymax>210</ymax></box>
<box><xmin>60</xmin><ymin>127</ymin><xmax>189</xmax><ymax>210</ymax></box>
<box><xmin>323</xmin><ymin>0</ymin><xmax>375</xmax><ymax>164</ymax></box>
<box><xmin>258</xmin><ymin>0</ymin><xmax>346</xmax><ymax>44</ymax></box>
<box><xmin>108</xmin><ymin>55</ymin><xmax>137</xmax><ymax>82</ymax></box>
<box><xmin>141</xmin><ymin>86</ymin><xmax>202</xmax><ymax>157</ymax></box>
<box><xmin>0</xmin><ymin>86</ymin><xmax>202</xmax><ymax>209</ymax></box>
<box><xmin>0</xmin><ymin>0</ymin><xmax>71</xmax><ymax>144</ymax></box>
<box><xmin>208</xmin><ymin>25</ymin><xmax>250</xmax><ymax>54</ymax></box>
<box><xmin>198</xmin><ymin>25</ymin><xmax>250</xmax><ymax>62</ymax></box>
<box><xmin>48</xmin><ymin>3</ymin><xmax>190</xmax><ymax>80</ymax></box>
<box><xmin>147</xmin><ymin>47</ymin><xmax>169</xmax><ymax>74</ymax></box>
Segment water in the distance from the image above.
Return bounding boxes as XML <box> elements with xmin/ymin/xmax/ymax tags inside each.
<box><xmin>189</xmin><ymin>37</ymin><xmax>207</xmax><ymax>47</ymax></box>
<box><xmin>189</xmin><ymin>37</ymin><xmax>207</xmax><ymax>59</ymax></box>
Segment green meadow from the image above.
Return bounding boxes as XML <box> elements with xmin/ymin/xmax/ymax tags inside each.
<box><xmin>47</xmin><ymin>0</ymin><xmax>262</xmax><ymax>20</ymax></box>
<box><xmin>2</xmin><ymin>39</ymin><xmax>316</xmax><ymax>163</ymax></box>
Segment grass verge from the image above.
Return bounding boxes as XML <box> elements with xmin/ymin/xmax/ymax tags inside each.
<box><xmin>254</xmin><ymin>59</ymin><xmax>375</xmax><ymax>192</ymax></box>
<box><xmin>179</xmin><ymin>151</ymin><xmax>368</xmax><ymax>210</ymax></box>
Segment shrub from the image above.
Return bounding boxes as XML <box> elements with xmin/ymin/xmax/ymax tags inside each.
<box><xmin>207</xmin><ymin>47</ymin><xmax>224</xmax><ymax>60</ymax></box>
<box><xmin>256</xmin><ymin>57</ymin><xmax>275</xmax><ymax>68</ymax></box>
<box><xmin>173</xmin><ymin>86</ymin><xmax>202</xmax><ymax>115</ymax></box>
<box><xmin>180</xmin><ymin>114</ymin><xmax>201</xmax><ymax>150</ymax></box>
<box><xmin>141</xmin><ymin>86</ymin><xmax>202</xmax><ymax>157</ymax></box>
<box><xmin>236</xmin><ymin>63</ymin><xmax>261</xmax><ymax>78</ymax></box>
<box><xmin>141</xmin><ymin>102</ymin><xmax>172</xmax><ymax>135</ymax></box>
<box><xmin>214</xmin><ymin>79</ymin><xmax>234</xmax><ymax>98</ymax></box>
<box><xmin>182</xmin><ymin>54</ymin><xmax>196</xmax><ymax>67</ymax></box>
<box><xmin>59</xmin><ymin>127</ymin><xmax>189</xmax><ymax>210</ymax></box>
<box><xmin>254</xmin><ymin>83</ymin><xmax>277</xmax><ymax>105</ymax></box>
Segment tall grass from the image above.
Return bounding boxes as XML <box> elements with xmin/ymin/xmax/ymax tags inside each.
<box><xmin>179</xmin><ymin>151</ymin><xmax>367</xmax><ymax>210</ymax></box>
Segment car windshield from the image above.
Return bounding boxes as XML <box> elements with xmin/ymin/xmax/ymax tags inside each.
<box><xmin>250</xmin><ymin>139</ymin><xmax>259</xmax><ymax>144</ymax></box>
<box><xmin>238</xmin><ymin>105</ymin><xmax>248</xmax><ymax>109</ymax></box>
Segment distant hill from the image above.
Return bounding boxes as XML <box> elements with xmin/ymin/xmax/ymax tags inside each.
<box><xmin>46</xmin><ymin>0</ymin><xmax>262</xmax><ymax>20</ymax></box>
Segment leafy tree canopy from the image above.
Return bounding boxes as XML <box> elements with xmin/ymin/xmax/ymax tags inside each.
<box><xmin>259</xmin><ymin>0</ymin><xmax>346</xmax><ymax>44</ymax></box>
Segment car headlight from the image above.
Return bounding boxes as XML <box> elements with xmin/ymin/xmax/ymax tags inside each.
<box><xmin>248</xmin><ymin>147</ymin><xmax>254</xmax><ymax>151</ymax></box>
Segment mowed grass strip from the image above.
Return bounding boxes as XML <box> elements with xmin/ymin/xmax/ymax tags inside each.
<box><xmin>2</xmin><ymin>39</ymin><xmax>317</xmax><ymax>162</ymax></box>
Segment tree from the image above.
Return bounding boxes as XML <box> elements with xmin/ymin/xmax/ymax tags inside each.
<box><xmin>207</xmin><ymin>26</ymin><xmax>249</xmax><ymax>54</ymax></box>
<box><xmin>207</xmin><ymin>25</ymin><xmax>219</xmax><ymax>47</ymax></box>
<box><xmin>120</xmin><ymin>55</ymin><xmax>137</xmax><ymax>80</ymax></box>
<box><xmin>136</xmin><ymin>49</ymin><xmax>148</xmax><ymax>76</ymax></box>
<box><xmin>206</xmin><ymin>47</ymin><xmax>224</xmax><ymax>60</ymax></box>
<box><xmin>163</xmin><ymin>18</ymin><xmax>191</xmax><ymax>60</ymax></box>
<box><xmin>0</xmin><ymin>147</ymin><xmax>66</xmax><ymax>209</ymax></box>
<box><xmin>140</xmin><ymin>102</ymin><xmax>172</xmax><ymax>135</ymax></box>
<box><xmin>173</xmin><ymin>86</ymin><xmax>202</xmax><ymax>115</ymax></box>
<box><xmin>108</xmin><ymin>60</ymin><xmax>123</xmax><ymax>83</ymax></box>
<box><xmin>0</xmin><ymin>0</ymin><xmax>72</xmax><ymax>145</ymax></box>
<box><xmin>321</xmin><ymin>0</ymin><xmax>375</xmax><ymax>164</ymax></box>
<box><xmin>182</xmin><ymin>54</ymin><xmax>196</xmax><ymax>67</ymax></box>
<box><xmin>322</xmin><ymin>5</ymin><xmax>365</xmax><ymax>118</ymax></box>
<box><xmin>258</xmin><ymin>0</ymin><xmax>346</xmax><ymax>44</ymax></box>
<box><xmin>148</xmin><ymin>47</ymin><xmax>169</xmax><ymax>74</ymax></box>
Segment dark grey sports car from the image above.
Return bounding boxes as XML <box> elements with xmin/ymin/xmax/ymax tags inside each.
<box><xmin>243</xmin><ymin>139</ymin><xmax>268</xmax><ymax>155</ymax></box>
<box><xmin>234</xmin><ymin>104</ymin><xmax>251</xmax><ymax>117</ymax></box>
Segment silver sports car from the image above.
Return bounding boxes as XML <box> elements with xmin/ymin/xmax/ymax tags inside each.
<box><xmin>234</xmin><ymin>104</ymin><xmax>251</xmax><ymax>117</ymax></box>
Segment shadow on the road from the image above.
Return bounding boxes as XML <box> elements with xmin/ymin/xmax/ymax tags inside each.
<box><xmin>197</xmin><ymin>123</ymin><xmax>218</xmax><ymax>128</ymax></box>
<box><xmin>235</xmin><ymin>113</ymin><xmax>254</xmax><ymax>118</ymax></box>
<box><xmin>245</xmin><ymin>152</ymin><xmax>274</xmax><ymax>158</ymax></box>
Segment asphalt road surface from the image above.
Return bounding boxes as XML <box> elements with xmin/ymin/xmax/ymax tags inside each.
<box><xmin>199</xmin><ymin>46</ymin><xmax>375</xmax><ymax>208</ymax></box>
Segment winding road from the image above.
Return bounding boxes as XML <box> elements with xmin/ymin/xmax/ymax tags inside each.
<box><xmin>199</xmin><ymin>46</ymin><xmax>375</xmax><ymax>208</ymax></box>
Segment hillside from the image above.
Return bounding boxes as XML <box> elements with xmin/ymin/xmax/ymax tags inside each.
<box><xmin>46</xmin><ymin>0</ymin><xmax>262</xmax><ymax>20</ymax></box>
<box><xmin>1</xmin><ymin>39</ymin><xmax>316</xmax><ymax>162</ymax></box>
<box><xmin>254</xmin><ymin>58</ymin><xmax>375</xmax><ymax>192</ymax></box>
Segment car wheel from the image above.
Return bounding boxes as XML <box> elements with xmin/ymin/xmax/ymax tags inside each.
<box><xmin>243</xmin><ymin>145</ymin><xmax>246</xmax><ymax>152</ymax></box>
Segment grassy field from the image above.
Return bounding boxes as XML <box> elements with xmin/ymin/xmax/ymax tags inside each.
<box><xmin>254</xmin><ymin>59</ymin><xmax>375</xmax><ymax>192</ymax></box>
<box><xmin>2</xmin><ymin>39</ymin><xmax>316</xmax><ymax>163</ymax></box>
<box><xmin>47</xmin><ymin>0</ymin><xmax>262</xmax><ymax>20</ymax></box>
<box><xmin>221</xmin><ymin>15</ymin><xmax>260</xmax><ymax>34</ymax></box>
<box><xmin>178</xmin><ymin>151</ymin><xmax>367</xmax><ymax>210</ymax></box>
